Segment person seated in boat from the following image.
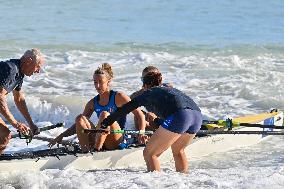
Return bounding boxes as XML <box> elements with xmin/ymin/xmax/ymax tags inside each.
<box><xmin>0</xmin><ymin>49</ymin><xmax>45</xmax><ymax>154</ymax></box>
<box><xmin>101</xmin><ymin>71</ymin><xmax>202</xmax><ymax>173</ymax></box>
<box><xmin>130</xmin><ymin>65</ymin><xmax>172</xmax><ymax>99</ymax></box>
<box><xmin>48</xmin><ymin>63</ymin><xmax>146</xmax><ymax>152</ymax></box>
<box><xmin>130</xmin><ymin>66</ymin><xmax>172</xmax><ymax>131</ymax></box>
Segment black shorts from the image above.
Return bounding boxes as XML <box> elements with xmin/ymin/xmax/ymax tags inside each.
<box><xmin>161</xmin><ymin>109</ymin><xmax>202</xmax><ymax>134</ymax></box>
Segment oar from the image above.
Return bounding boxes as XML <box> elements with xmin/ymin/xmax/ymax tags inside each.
<box><xmin>202</xmin><ymin>119</ymin><xmax>284</xmax><ymax>129</ymax></box>
<box><xmin>11</xmin><ymin>122</ymin><xmax>64</xmax><ymax>138</ymax></box>
<box><xmin>83</xmin><ymin>129</ymin><xmax>154</xmax><ymax>135</ymax></box>
<box><xmin>33</xmin><ymin>136</ymin><xmax>76</xmax><ymax>146</ymax></box>
<box><xmin>197</xmin><ymin>130</ymin><xmax>284</xmax><ymax>136</ymax></box>
<box><xmin>11</xmin><ymin>123</ymin><xmax>64</xmax><ymax>144</ymax></box>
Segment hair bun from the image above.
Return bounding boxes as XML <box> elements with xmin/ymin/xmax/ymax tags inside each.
<box><xmin>94</xmin><ymin>62</ymin><xmax>114</xmax><ymax>79</ymax></box>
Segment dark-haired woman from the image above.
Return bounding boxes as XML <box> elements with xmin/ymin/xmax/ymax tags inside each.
<box><xmin>130</xmin><ymin>66</ymin><xmax>172</xmax><ymax>131</ymax></box>
<box><xmin>101</xmin><ymin>72</ymin><xmax>202</xmax><ymax>173</ymax></box>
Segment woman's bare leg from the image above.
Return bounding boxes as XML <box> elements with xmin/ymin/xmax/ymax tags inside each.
<box><xmin>75</xmin><ymin>114</ymin><xmax>95</xmax><ymax>152</ymax></box>
<box><xmin>171</xmin><ymin>133</ymin><xmax>195</xmax><ymax>173</ymax></box>
<box><xmin>143</xmin><ymin>127</ymin><xmax>181</xmax><ymax>172</ymax></box>
<box><xmin>95</xmin><ymin>111</ymin><xmax>122</xmax><ymax>151</ymax></box>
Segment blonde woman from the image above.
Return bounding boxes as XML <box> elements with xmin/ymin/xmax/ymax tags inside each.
<box><xmin>49</xmin><ymin>63</ymin><xmax>146</xmax><ymax>152</ymax></box>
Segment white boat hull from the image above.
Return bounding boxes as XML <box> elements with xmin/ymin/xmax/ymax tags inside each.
<box><xmin>0</xmin><ymin>111</ymin><xmax>283</xmax><ymax>172</ymax></box>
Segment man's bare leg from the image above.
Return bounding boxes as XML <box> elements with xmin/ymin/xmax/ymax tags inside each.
<box><xmin>0</xmin><ymin>118</ymin><xmax>11</xmax><ymax>154</ymax></box>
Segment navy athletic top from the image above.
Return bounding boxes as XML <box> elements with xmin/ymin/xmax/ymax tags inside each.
<box><xmin>94</xmin><ymin>90</ymin><xmax>126</xmax><ymax>129</ymax></box>
<box><xmin>0</xmin><ymin>59</ymin><xmax>24</xmax><ymax>93</ymax></box>
<box><xmin>102</xmin><ymin>86</ymin><xmax>201</xmax><ymax>127</ymax></box>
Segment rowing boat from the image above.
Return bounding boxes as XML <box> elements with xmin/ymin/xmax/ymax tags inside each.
<box><xmin>0</xmin><ymin>110</ymin><xmax>283</xmax><ymax>172</ymax></box>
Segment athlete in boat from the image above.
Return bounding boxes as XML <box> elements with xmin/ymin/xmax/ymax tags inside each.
<box><xmin>101</xmin><ymin>71</ymin><xmax>202</xmax><ymax>173</ymax></box>
<box><xmin>130</xmin><ymin>66</ymin><xmax>172</xmax><ymax>131</ymax></box>
<box><xmin>0</xmin><ymin>49</ymin><xmax>44</xmax><ymax>154</ymax></box>
<box><xmin>48</xmin><ymin>63</ymin><xmax>146</xmax><ymax>152</ymax></box>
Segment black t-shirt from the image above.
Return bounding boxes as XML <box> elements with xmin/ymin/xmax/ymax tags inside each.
<box><xmin>134</xmin><ymin>87</ymin><xmax>201</xmax><ymax>118</ymax></box>
<box><xmin>102</xmin><ymin>86</ymin><xmax>201</xmax><ymax>127</ymax></box>
<box><xmin>0</xmin><ymin>59</ymin><xmax>24</xmax><ymax>93</ymax></box>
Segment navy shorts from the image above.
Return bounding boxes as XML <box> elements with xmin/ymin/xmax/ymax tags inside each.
<box><xmin>161</xmin><ymin>109</ymin><xmax>202</xmax><ymax>134</ymax></box>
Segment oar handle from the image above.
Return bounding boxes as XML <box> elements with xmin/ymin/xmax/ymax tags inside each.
<box><xmin>33</xmin><ymin>136</ymin><xmax>76</xmax><ymax>146</ymax></box>
<box><xmin>11</xmin><ymin>123</ymin><xmax>64</xmax><ymax>139</ymax></box>
<box><xmin>83</xmin><ymin>129</ymin><xmax>154</xmax><ymax>135</ymax></box>
<box><xmin>38</xmin><ymin>123</ymin><xmax>64</xmax><ymax>132</ymax></box>
<box><xmin>112</xmin><ymin>130</ymin><xmax>154</xmax><ymax>135</ymax></box>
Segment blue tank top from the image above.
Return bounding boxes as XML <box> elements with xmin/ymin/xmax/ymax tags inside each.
<box><xmin>94</xmin><ymin>90</ymin><xmax>126</xmax><ymax>129</ymax></box>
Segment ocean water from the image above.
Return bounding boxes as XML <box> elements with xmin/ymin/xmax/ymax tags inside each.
<box><xmin>0</xmin><ymin>0</ymin><xmax>284</xmax><ymax>188</ymax></box>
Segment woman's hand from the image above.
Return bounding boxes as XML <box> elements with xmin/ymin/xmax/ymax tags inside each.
<box><xmin>146</xmin><ymin>112</ymin><xmax>157</xmax><ymax>124</ymax></box>
<box><xmin>29</xmin><ymin>123</ymin><xmax>40</xmax><ymax>135</ymax></box>
<box><xmin>48</xmin><ymin>134</ymin><xmax>64</xmax><ymax>148</ymax></box>
<box><xmin>137</xmin><ymin>134</ymin><xmax>149</xmax><ymax>144</ymax></box>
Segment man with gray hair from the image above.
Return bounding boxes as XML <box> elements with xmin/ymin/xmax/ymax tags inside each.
<box><xmin>0</xmin><ymin>48</ymin><xmax>44</xmax><ymax>154</ymax></box>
